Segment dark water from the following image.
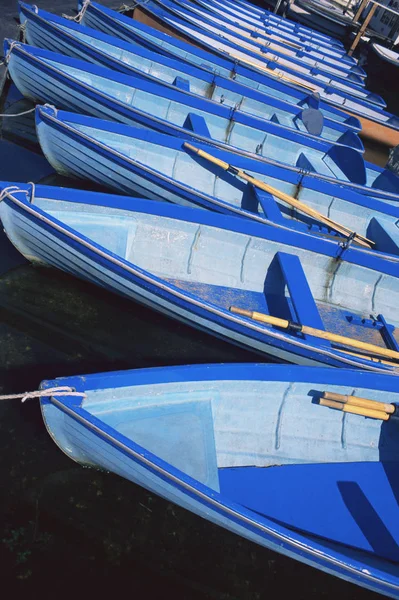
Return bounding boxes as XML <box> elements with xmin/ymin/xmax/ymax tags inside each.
<box><xmin>0</xmin><ymin>265</ymin><xmax>380</xmax><ymax>600</ymax></box>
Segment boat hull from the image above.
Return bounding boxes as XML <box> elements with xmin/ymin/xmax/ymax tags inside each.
<box><xmin>1</xmin><ymin>178</ymin><xmax>399</xmax><ymax>373</ymax></box>
<box><xmin>38</xmin><ymin>363</ymin><xmax>399</xmax><ymax>598</ymax></box>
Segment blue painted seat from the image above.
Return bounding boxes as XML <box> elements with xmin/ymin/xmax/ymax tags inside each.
<box><xmin>298</xmin><ymin>107</ymin><xmax>324</xmax><ymax>136</ymax></box>
<box><xmin>183</xmin><ymin>113</ymin><xmax>212</xmax><ymax>138</ymax></box>
<box><xmin>219</xmin><ymin>460</ymin><xmax>399</xmax><ymax>562</ymax></box>
<box><xmin>274</xmin><ymin>252</ymin><xmax>329</xmax><ymax>346</ymax></box>
<box><xmin>367</xmin><ymin>217</ymin><xmax>399</xmax><ymax>257</ymax></box>
<box><xmin>173</xmin><ymin>75</ymin><xmax>190</xmax><ymax>92</ymax></box>
<box><xmin>252</xmin><ymin>187</ymin><xmax>285</xmax><ymax>224</ymax></box>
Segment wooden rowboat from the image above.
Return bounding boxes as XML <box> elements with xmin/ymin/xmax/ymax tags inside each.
<box><xmin>133</xmin><ymin>0</ymin><xmax>369</xmax><ymax>92</ymax></box>
<box><xmin>33</xmin><ymin>105</ymin><xmax>399</xmax><ymax>206</ymax></box>
<box><xmin>18</xmin><ymin>3</ymin><xmax>363</xmax><ymax>150</ymax></box>
<box><xmin>29</xmin><ymin>102</ymin><xmax>399</xmax><ymax>259</ymax></box>
<box><xmin>153</xmin><ymin>0</ymin><xmax>365</xmax><ymax>78</ymax></box>
<box><xmin>1</xmin><ymin>181</ymin><xmax>399</xmax><ymax>371</ymax></box>
<box><xmin>77</xmin><ymin>0</ymin><xmax>399</xmax><ymax>147</ymax></box>
<box><xmin>36</xmin><ymin>363</ymin><xmax>399</xmax><ymax>597</ymax></box>
<box><xmin>8</xmin><ymin>43</ymin><xmax>384</xmax><ymax>194</ymax></box>
<box><xmin>189</xmin><ymin>0</ymin><xmax>350</xmax><ymax>59</ymax></box>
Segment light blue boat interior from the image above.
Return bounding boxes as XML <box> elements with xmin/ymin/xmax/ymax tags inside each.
<box><xmin>5</xmin><ymin>193</ymin><xmax>399</xmax><ymax>358</ymax></box>
<box><xmin>41</xmin><ymin>374</ymin><xmax>399</xmax><ymax>562</ymax></box>
<box><xmin>193</xmin><ymin>0</ymin><xmax>352</xmax><ymax>60</ymax></box>
<box><xmin>146</xmin><ymin>0</ymin><xmax>363</xmax><ymax>85</ymax></box>
<box><xmin>79</xmin><ymin>1</ymin><xmax>393</xmax><ymax>125</ymax></box>
<box><xmin>7</xmin><ymin>46</ymin><xmax>367</xmax><ymax>181</ymax></box>
<box><xmin>161</xmin><ymin>0</ymin><xmax>364</xmax><ymax>77</ymax></box>
<box><xmin>35</xmin><ymin>108</ymin><xmax>399</xmax><ymax>239</ymax></box>
<box><xmin>143</xmin><ymin>0</ymin><xmax>374</xmax><ymax>97</ymax></box>
<box><xmin>146</xmin><ymin>0</ymin><xmax>387</xmax><ymax>108</ymax></box>
<box><xmin>20</xmin><ymin>8</ymin><xmax>362</xmax><ymax>148</ymax></box>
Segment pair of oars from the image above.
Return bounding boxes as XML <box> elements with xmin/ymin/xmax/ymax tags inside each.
<box><xmin>229</xmin><ymin>307</ymin><xmax>399</xmax><ymax>366</ymax></box>
<box><xmin>183</xmin><ymin>143</ymin><xmax>373</xmax><ymax>249</ymax></box>
<box><xmin>320</xmin><ymin>391</ymin><xmax>399</xmax><ymax>421</ymax></box>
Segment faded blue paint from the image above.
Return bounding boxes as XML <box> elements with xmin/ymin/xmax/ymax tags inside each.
<box><xmin>18</xmin><ymin>3</ymin><xmax>364</xmax><ymax>151</ymax></box>
<box><xmin>191</xmin><ymin>0</ymin><xmax>351</xmax><ymax>60</ymax></box>
<box><xmin>1</xmin><ymin>179</ymin><xmax>399</xmax><ymax>372</ymax></box>
<box><xmin>5</xmin><ymin>40</ymin><xmax>369</xmax><ymax>177</ymax></box>
<box><xmin>32</xmin><ymin>106</ymin><xmax>399</xmax><ymax>219</ymax></box>
<box><xmin>78</xmin><ymin>1</ymin><xmax>399</xmax><ymax>134</ymax></box>
<box><xmin>156</xmin><ymin>0</ymin><xmax>366</xmax><ymax>78</ymax></box>
<box><xmin>141</xmin><ymin>0</ymin><xmax>381</xmax><ymax>99</ymax></box>
<box><xmin>38</xmin><ymin>363</ymin><xmax>399</xmax><ymax>597</ymax></box>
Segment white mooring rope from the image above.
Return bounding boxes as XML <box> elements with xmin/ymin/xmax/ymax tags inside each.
<box><xmin>0</xmin><ymin>184</ymin><xmax>35</xmax><ymax>204</ymax></box>
<box><xmin>62</xmin><ymin>0</ymin><xmax>91</xmax><ymax>22</ymax></box>
<box><xmin>0</xmin><ymin>386</ymin><xmax>86</xmax><ymax>403</ymax></box>
<box><xmin>0</xmin><ymin>106</ymin><xmax>36</xmax><ymax>118</ymax></box>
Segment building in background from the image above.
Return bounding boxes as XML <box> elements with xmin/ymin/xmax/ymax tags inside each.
<box><xmin>368</xmin><ymin>0</ymin><xmax>399</xmax><ymax>43</ymax></box>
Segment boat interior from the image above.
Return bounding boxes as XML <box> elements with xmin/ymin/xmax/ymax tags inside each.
<box><xmin>24</xmin><ymin>195</ymin><xmax>399</xmax><ymax>355</ymax></box>
<box><xmin>77</xmin><ymin>376</ymin><xmax>399</xmax><ymax>563</ymax></box>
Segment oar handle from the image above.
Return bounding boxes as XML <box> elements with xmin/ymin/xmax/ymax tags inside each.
<box><xmin>323</xmin><ymin>391</ymin><xmax>396</xmax><ymax>414</ymax></box>
<box><xmin>230</xmin><ymin>306</ymin><xmax>292</xmax><ymax>329</ymax></box>
<box><xmin>229</xmin><ymin>306</ymin><xmax>399</xmax><ymax>364</ymax></box>
<box><xmin>319</xmin><ymin>398</ymin><xmax>390</xmax><ymax>420</ymax></box>
<box><xmin>183</xmin><ymin>143</ymin><xmax>373</xmax><ymax>248</ymax></box>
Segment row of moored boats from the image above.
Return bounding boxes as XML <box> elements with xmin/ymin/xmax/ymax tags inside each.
<box><xmin>1</xmin><ymin>0</ymin><xmax>399</xmax><ymax>596</ymax></box>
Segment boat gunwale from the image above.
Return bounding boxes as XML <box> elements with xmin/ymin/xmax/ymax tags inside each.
<box><xmin>20</xmin><ymin>2</ymin><xmax>365</xmax><ymax>148</ymax></box>
<box><xmin>3</xmin><ymin>175</ymin><xmax>399</xmax><ymax>373</ymax></box>
<box><xmin>36</xmin><ymin>369</ymin><xmax>399</xmax><ymax>595</ymax></box>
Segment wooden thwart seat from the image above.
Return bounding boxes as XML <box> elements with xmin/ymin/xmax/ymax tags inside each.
<box><xmin>275</xmin><ymin>251</ymin><xmax>330</xmax><ymax>346</ymax></box>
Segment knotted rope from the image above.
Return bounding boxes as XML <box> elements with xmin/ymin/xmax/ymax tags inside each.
<box><xmin>0</xmin><ymin>185</ymin><xmax>24</xmax><ymax>202</ymax></box>
<box><xmin>3</xmin><ymin>40</ymin><xmax>20</xmax><ymax>65</ymax></box>
<box><xmin>62</xmin><ymin>0</ymin><xmax>91</xmax><ymax>22</ymax></box>
<box><xmin>0</xmin><ymin>386</ymin><xmax>86</xmax><ymax>403</ymax></box>
<box><xmin>19</xmin><ymin>22</ymin><xmax>27</xmax><ymax>43</ymax></box>
<box><xmin>118</xmin><ymin>2</ymin><xmax>141</xmax><ymax>12</ymax></box>
<box><xmin>0</xmin><ymin>184</ymin><xmax>35</xmax><ymax>203</ymax></box>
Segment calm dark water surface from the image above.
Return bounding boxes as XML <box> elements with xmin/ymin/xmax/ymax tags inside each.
<box><xmin>0</xmin><ymin>265</ymin><xmax>380</xmax><ymax>600</ymax></box>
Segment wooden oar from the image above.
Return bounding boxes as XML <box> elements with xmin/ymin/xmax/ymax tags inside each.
<box><xmin>323</xmin><ymin>391</ymin><xmax>396</xmax><ymax>414</ymax></box>
<box><xmin>339</xmin><ymin>348</ymin><xmax>398</xmax><ymax>368</ymax></box>
<box><xmin>223</xmin><ymin>49</ymin><xmax>318</xmax><ymax>92</ymax></box>
<box><xmin>229</xmin><ymin>306</ymin><xmax>399</xmax><ymax>363</ymax></box>
<box><xmin>184</xmin><ymin>143</ymin><xmax>374</xmax><ymax>248</ymax></box>
<box><xmin>319</xmin><ymin>398</ymin><xmax>390</xmax><ymax>420</ymax></box>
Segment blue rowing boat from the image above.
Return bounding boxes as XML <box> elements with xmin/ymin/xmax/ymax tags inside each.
<box><xmin>7</xmin><ymin>43</ymin><xmax>377</xmax><ymax>184</ymax></box>
<box><xmin>32</xmin><ymin>114</ymin><xmax>399</xmax><ymax>254</ymax></box>
<box><xmin>135</xmin><ymin>0</ymin><xmax>370</xmax><ymax>93</ymax></box>
<box><xmin>37</xmin><ymin>363</ymin><xmax>399</xmax><ymax>597</ymax></box>
<box><xmin>159</xmin><ymin>0</ymin><xmax>362</xmax><ymax>71</ymax></box>
<box><xmin>76</xmin><ymin>2</ymin><xmax>365</xmax><ymax>124</ymax></box>
<box><xmin>1</xmin><ymin>182</ymin><xmax>399</xmax><ymax>371</ymax></box>
<box><xmin>189</xmin><ymin>0</ymin><xmax>350</xmax><ymax>58</ymax></box>
<box><xmin>33</xmin><ymin>105</ymin><xmax>399</xmax><ymax>205</ymax></box>
<box><xmin>18</xmin><ymin>3</ymin><xmax>363</xmax><ymax>150</ymax></box>
<box><xmin>134</xmin><ymin>0</ymin><xmax>365</xmax><ymax>88</ymax></box>
<box><xmin>78</xmin><ymin>1</ymin><xmax>399</xmax><ymax>145</ymax></box>
<box><xmin>217</xmin><ymin>0</ymin><xmax>344</xmax><ymax>46</ymax></box>
<box><xmin>157</xmin><ymin>0</ymin><xmax>365</xmax><ymax>79</ymax></box>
